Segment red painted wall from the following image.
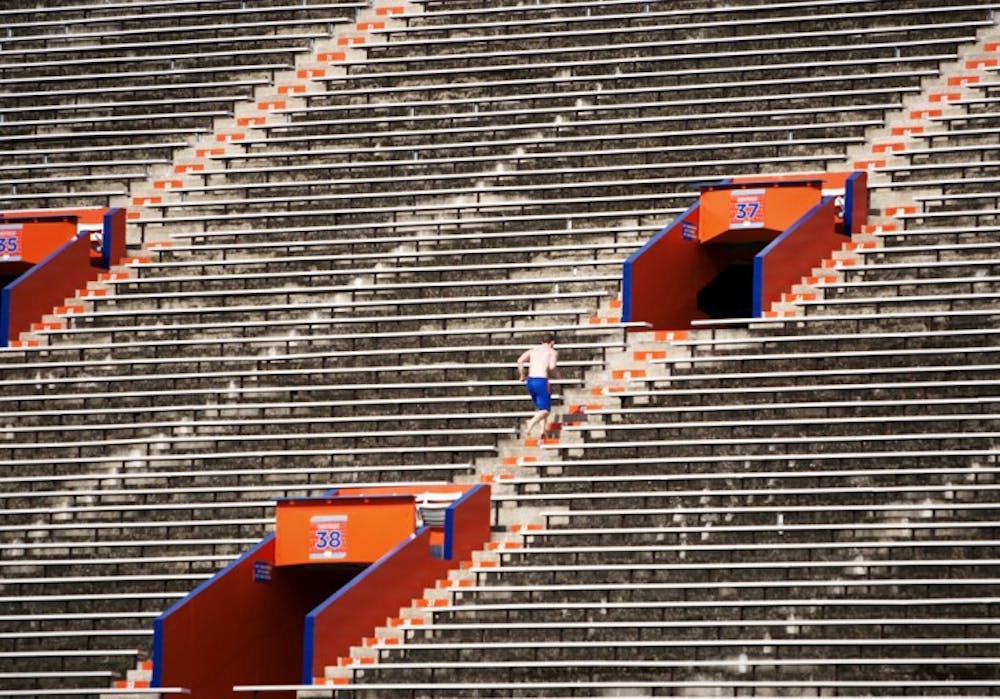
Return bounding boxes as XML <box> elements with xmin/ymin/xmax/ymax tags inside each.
<box><xmin>275</xmin><ymin>495</ymin><xmax>418</xmax><ymax>566</ymax></box>
<box><xmin>699</xmin><ymin>181</ymin><xmax>822</xmax><ymax>243</ymax></box>
<box><xmin>442</xmin><ymin>483</ymin><xmax>491</xmax><ymax>562</ymax></box>
<box><xmin>3</xmin><ymin>207</ymin><xmax>126</xmax><ymax>268</ymax></box>
<box><xmin>303</xmin><ymin>528</ymin><xmax>445</xmax><ymax>681</ymax></box>
<box><xmin>730</xmin><ymin>170</ymin><xmax>867</xmax><ymax>235</ymax></box>
<box><xmin>0</xmin><ymin>208</ymin><xmax>126</xmax><ymax>346</ymax></box>
<box><xmin>153</xmin><ymin>537</ymin><xmax>358</xmax><ymax>699</ymax></box>
<box><xmin>845</xmin><ymin>170</ymin><xmax>868</xmax><ymax>236</ymax></box>
<box><xmin>625</xmin><ymin>173</ymin><xmax>866</xmax><ymax>329</ymax></box>
<box><xmin>154</xmin><ymin>484</ymin><xmax>492</xmax><ymax>693</ymax></box>
<box><xmin>2</xmin><ymin>231</ymin><xmax>92</xmax><ymax>343</ymax></box>
<box><xmin>623</xmin><ymin>203</ymin><xmax>727</xmax><ymax>330</ymax></box>
<box><xmin>753</xmin><ymin>197</ymin><xmax>840</xmax><ymax>316</ymax></box>
<box><xmin>303</xmin><ymin>484</ymin><xmax>491</xmax><ymax>681</ymax></box>
<box><xmin>4</xmin><ymin>219</ymin><xmax>77</xmax><ymax>264</ymax></box>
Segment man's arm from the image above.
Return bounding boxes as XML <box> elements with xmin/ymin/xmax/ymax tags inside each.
<box><xmin>548</xmin><ymin>349</ymin><xmax>559</xmax><ymax>378</ymax></box>
<box><xmin>517</xmin><ymin>349</ymin><xmax>531</xmax><ymax>380</ymax></box>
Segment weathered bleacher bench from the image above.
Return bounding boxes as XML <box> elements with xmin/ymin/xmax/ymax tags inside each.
<box><xmin>0</xmin><ymin>79</ymin><xmax>269</xmax><ymax>109</ymax></box>
<box><xmin>261</xmin><ymin>99</ymin><xmax>900</xmax><ymax>144</ymax></box>
<box><xmin>382</xmin><ymin>0</ymin><xmax>989</xmax><ymax>40</ymax></box>
<box><xmin>234</xmin><ymin>676</ymin><xmax>1000</xmax><ymax>697</ymax></box>
<box><xmin>672</xmin><ymin>325</ymin><xmax>1000</xmax><ymax>357</ymax></box>
<box><xmin>496</xmin><ymin>480</ymin><xmax>1000</xmax><ymax>508</ymax></box>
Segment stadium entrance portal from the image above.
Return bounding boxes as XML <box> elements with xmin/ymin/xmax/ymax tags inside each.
<box><xmin>622</xmin><ymin>171</ymin><xmax>868</xmax><ymax>330</ymax></box>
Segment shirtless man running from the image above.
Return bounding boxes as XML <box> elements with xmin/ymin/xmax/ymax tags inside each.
<box><xmin>517</xmin><ymin>333</ymin><xmax>559</xmax><ymax>439</ymax></box>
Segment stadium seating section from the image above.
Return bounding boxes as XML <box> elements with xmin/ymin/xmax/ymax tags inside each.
<box><xmin>0</xmin><ymin>0</ymin><xmax>998</xmax><ymax>695</ymax></box>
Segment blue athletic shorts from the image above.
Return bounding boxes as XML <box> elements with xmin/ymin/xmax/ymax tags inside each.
<box><xmin>525</xmin><ymin>377</ymin><xmax>551</xmax><ymax>411</ymax></box>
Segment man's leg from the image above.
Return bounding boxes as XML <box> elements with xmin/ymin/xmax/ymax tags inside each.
<box><xmin>524</xmin><ymin>377</ymin><xmax>553</xmax><ymax>438</ymax></box>
<box><xmin>525</xmin><ymin>408</ymin><xmax>549</xmax><ymax>438</ymax></box>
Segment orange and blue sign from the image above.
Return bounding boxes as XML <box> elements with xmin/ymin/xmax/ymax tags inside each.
<box><xmin>0</xmin><ymin>225</ymin><xmax>22</xmax><ymax>261</ymax></box>
<box><xmin>309</xmin><ymin>515</ymin><xmax>348</xmax><ymax>561</ymax></box>
<box><xmin>729</xmin><ymin>190</ymin><xmax>765</xmax><ymax>227</ymax></box>
<box><xmin>274</xmin><ymin>494</ymin><xmax>418</xmax><ymax>566</ymax></box>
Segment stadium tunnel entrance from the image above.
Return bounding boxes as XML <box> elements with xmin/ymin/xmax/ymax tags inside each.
<box><xmin>622</xmin><ymin>171</ymin><xmax>868</xmax><ymax>329</ymax></box>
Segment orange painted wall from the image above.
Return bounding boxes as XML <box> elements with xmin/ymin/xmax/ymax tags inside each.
<box><xmin>623</xmin><ymin>172</ymin><xmax>866</xmax><ymax>329</ymax></box>
<box><xmin>153</xmin><ymin>537</ymin><xmax>359</xmax><ymax>699</ymax></box>
<box><xmin>153</xmin><ymin>484</ymin><xmax>492</xmax><ymax>693</ymax></box>
<box><xmin>700</xmin><ymin>181</ymin><xmax>823</xmax><ymax>243</ymax></box>
<box><xmin>753</xmin><ymin>197</ymin><xmax>841</xmax><ymax>316</ymax></box>
<box><xmin>1</xmin><ymin>232</ymin><xmax>92</xmax><ymax>343</ymax></box>
<box><xmin>0</xmin><ymin>208</ymin><xmax>127</xmax><ymax>345</ymax></box>
<box><xmin>274</xmin><ymin>496</ymin><xmax>417</xmax><ymax>566</ymax></box>
<box><xmin>622</xmin><ymin>203</ymin><xmax>717</xmax><ymax>329</ymax></box>
<box><xmin>302</xmin><ymin>484</ymin><xmax>491</xmax><ymax>681</ymax></box>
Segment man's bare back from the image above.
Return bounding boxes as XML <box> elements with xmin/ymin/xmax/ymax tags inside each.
<box><xmin>518</xmin><ymin>342</ymin><xmax>558</xmax><ymax>380</ymax></box>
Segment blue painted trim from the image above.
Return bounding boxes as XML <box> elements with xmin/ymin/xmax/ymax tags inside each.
<box><xmin>621</xmin><ymin>257</ymin><xmax>634</xmax><ymax>323</ymax></box>
<box><xmin>101</xmin><ymin>209</ymin><xmax>115</xmax><ymax>269</ymax></box>
<box><xmin>621</xmin><ymin>200</ymin><xmax>702</xmax><ymax>322</ymax></box>
<box><xmin>751</xmin><ymin>255</ymin><xmax>764</xmax><ymax>318</ymax></box>
<box><xmin>1</xmin><ymin>231</ymin><xmax>83</xmax><ymax>347</ymax></box>
<box><xmin>843</xmin><ymin>171</ymin><xmax>864</xmax><ymax>237</ymax></box>
<box><xmin>151</xmin><ymin>533</ymin><xmax>275</xmax><ymax>687</ymax></box>
<box><xmin>300</xmin><ymin>527</ymin><xmax>427</xmax><ymax>683</ymax></box>
<box><xmin>301</xmin><ymin>615</ymin><xmax>315</xmax><ymax>683</ymax></box>
<box><xmin>0</xmin><ymin>285</ymin><xmax>10</xmax><ymax>349</ymax></box>
<box><xmin>752</xmin><ymin>197</ymin><xmax>833</xmax><ymax>318</ymax></box>
<box><xmin>443</xmin><ymin>505</ymin><xmax>455</xmax><ymax>562</ymax></box>
<box><xmin>151</xmin><ymin>617</ymin><xmax>164</xmax><ymax>687</ymax></box>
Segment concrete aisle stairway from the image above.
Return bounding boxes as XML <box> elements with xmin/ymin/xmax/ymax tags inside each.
<box><xmin>1</xmin><ymin>0</ymin><xmax>999</xmax><ymax>697</ymax></box>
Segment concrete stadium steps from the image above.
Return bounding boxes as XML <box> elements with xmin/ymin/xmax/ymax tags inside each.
<box><xmin>639</xmin><ymin>367</ymin><xmax>1000</xmax><ymax>395</ymax></box>
<box><xmin>0</xmin><ymin>345</ymin><xmax>599</xmax><ymax>395</ymax></box>
<box><xmin>0</xmin><ymin>0</ymin><xmax>368</xmax><ymax>211</ymax></box>
<box><xmin>79</xmin><ymin>263</ymin><xmax>624</xmax><ymax>304</ymax></box>
<box><xmin>2</xmin><ymin>0</ymin><xmax>1000</xmax><ymax>695</ymax></box>
<box><xmin>814</xmin><ymin>277</ymin><xmax>1000</xmax><ymax>306</ymax></box>
<box><xmin>558</xmin><ymin>418</ymin><xmax>1000</xmax><ymax>451</ymax></box>
<box><xmin>36</xmin><ymin>299</ymin><xmax>598</xmax><ymax>336</ymax></box>
<box><xmin>120</xmin><ymin>0</ymin><xmax>995</xmax><ymax>240</ymax></box>
<box><xmin>133</xmin><ymin>200</ymin><xmax>683</xmax><ymax>244</ymax></box>
<box><xmin>401</xmin><ymin>0</ymin><xmax>988</xmax><ymax>31</ymax></box>
<box><xmin>135</xmin><ymin>226</ymin><xmax>648</xmax><ymax>266</ymax></box>
<box><xmin>0</xmin><ymin>347</ymin><xmax>594</xmax><ymax>408</ymax></box>
<box><xmin>342</xmin><ymin>502</ymin><xmax>1000</xmax><ymax>689</ymax></box>
<box><xmin>317</xmin><ymin>679</ymin><xmax>1000</xmax><ymax>697</ymax></box>
<box><xmin>336</xmin><ymin>662</ymin><xmax>1000</xmax><ymax>694</ymax></box>
<box><xmin>360</xmin><ymin>21</ymin><xmax>978</xmax><ymax>60</ymax></box>
<box><xmin>0</xmin><ymin>365</ymin><xmax>588</xmax><ymax>417</ymax></box>
<box><xmin>394</xmin><ymin>612</ymin><xmax>1000</xmax><ymax>646</ymax></box>
<box><xmin>20</xmin><ymin>311</ymin><xmax>622</xmax><ymax>353</ymax></box>
<box><xmin>338</xmin><ymin>484</ymin><xmax>997</xmax><ymax>696</ymax></box>
<box><xmin>0</xmin><ymin>340</ymin><xmax>601</xmax><ymax>394</ymax></box>
<box><xmin>3</xmin><ymin>318</ymin><xmax>629</xmax><ymax>361</ymax></box>
<box><xmin>252</xmin><ymin>109</ymin><xmax>879</xmax><ymax>147</ymax></box>
<box><xmin>38</xmin><ymin>305</ymin><xmax>597</xmax><ymax>344</ymax></box>
<box><xmin>325</xmin><ymin>52</ymin><xmax>952</xmax><ymax>98</ymax></box>
<box><xmin>640</xmin><ymin>341</ymin><xmax>1000</xmax><ymax>374</ymax></box>
<box><xmin>498</xmin><ymin>473</ymin><xmax>1000</xmax><ymax>509</ymax></box>
<box><xmin>257</xmin><ymin>104</ymin><xmax>890</xmax><ymax>150</ymax></box>
<box><xmin>668</xmin><ymin>320</ymin><xmax>1000</xmax><ymax>355</ymax></box>
<box><xmin>647</xmin><ymin>338</ymin><xmax>1000</xmax><ymax>375</ymax></box>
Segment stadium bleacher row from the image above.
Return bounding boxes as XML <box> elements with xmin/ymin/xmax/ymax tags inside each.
<box><xmin>1</xmin><ymin>0</ymin><xmax>999</xmax><ymax>695</ymax></box>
